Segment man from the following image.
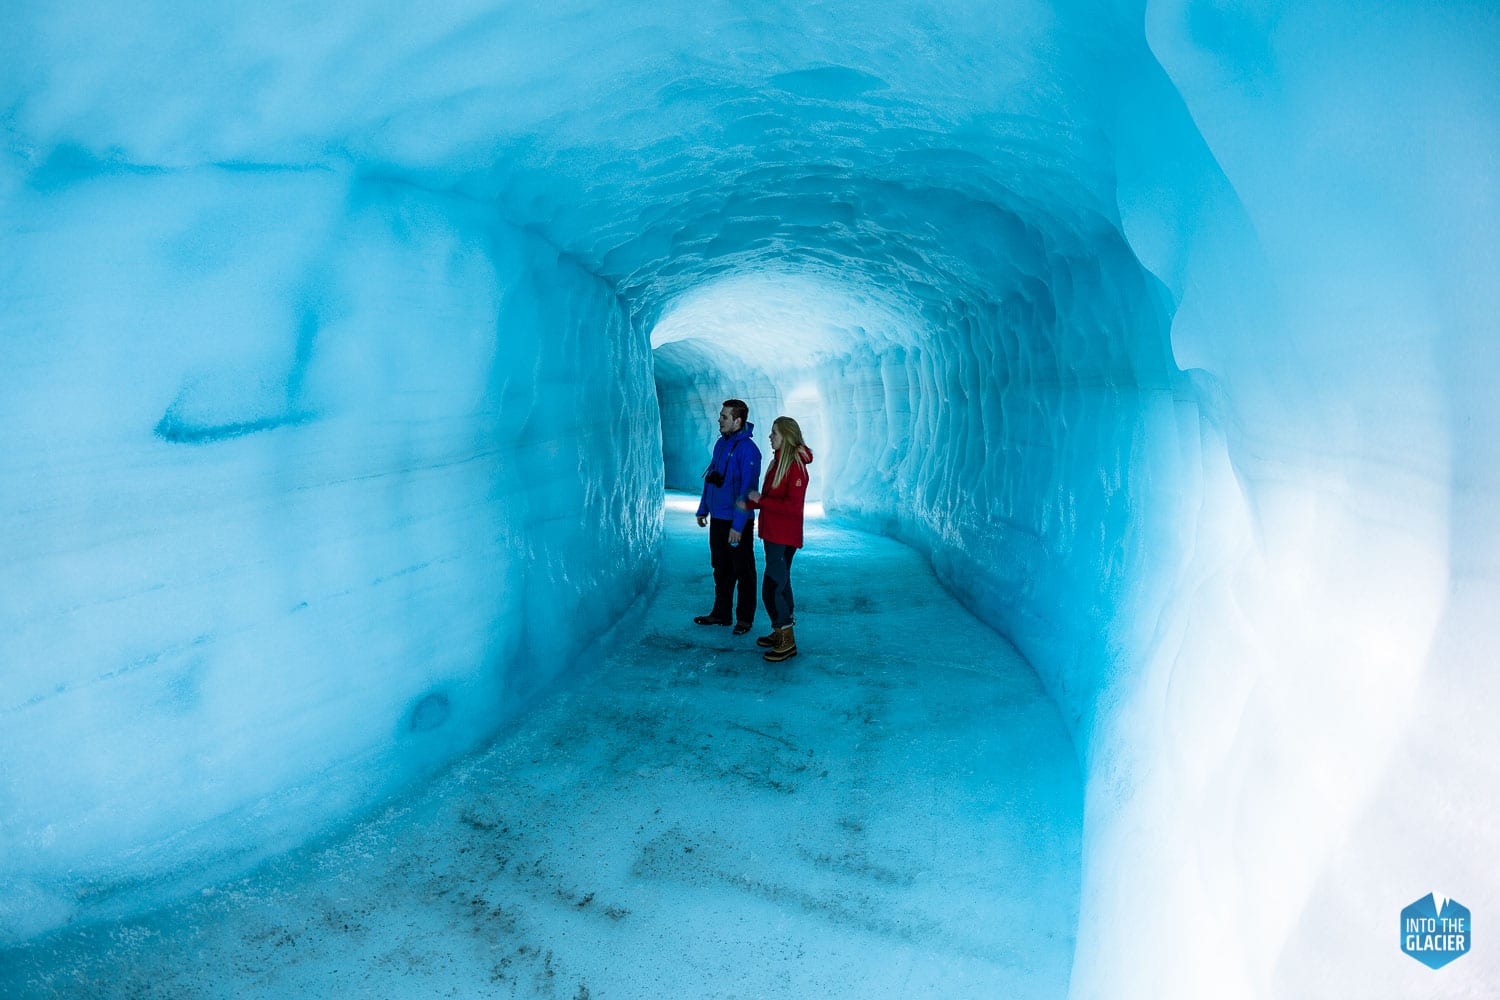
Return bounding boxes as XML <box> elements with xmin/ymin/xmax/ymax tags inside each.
<box><xmin>694</xmin><ymin>399</ymin><xmax>762</xmax><ymax>635</ymax></box>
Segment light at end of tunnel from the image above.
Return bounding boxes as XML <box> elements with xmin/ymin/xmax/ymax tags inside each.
<box><xmin>664</xmin><ymin>491</ymin><xmax>701</xmax><ymax>514</ymax></box>
<box><xmin>649</xmin><ymin>270</ymin><xmax>913</xmax><ymax>369</ymax></box>
<box><xmin>662</xmin><ymin>492</ymin><xmax>824</xmax><ymax>520</ymax></box>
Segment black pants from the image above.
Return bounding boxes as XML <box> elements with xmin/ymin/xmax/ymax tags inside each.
<box><xmin>708</xmin><ymin>517</ymin><xmax>757</xmax><ymax>624</ymax></box>
<box><xmin>762</xmin><ymin>541</ymin><xmax>797</xmax><ymax>628</ymax></box>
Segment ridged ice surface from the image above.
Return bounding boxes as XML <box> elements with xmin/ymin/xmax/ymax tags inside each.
<box><xmin>3</xmin><ymin>1</ymin><xmax>1497</xmax><ymax>997</ymax></box>
<box><xmin>1</xmin><ymin>169</ymin><xmax>663</xmax><ymax>938</ymax></box>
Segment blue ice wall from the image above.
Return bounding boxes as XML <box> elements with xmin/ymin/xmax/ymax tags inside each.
<box><xmin>1</xmin><ymin>164</ymin><xmax>661</xmax><ymax>938</ymax></box>
<box><xmin>3</xmin><ymin>0</ymin><xmax>1497</xmax><ymax>996</ymax></box>
<box><xmin>807</xmin><ymin>223</ymin><xmax>1187</xmax><ymax>748</ymax></box>
<box><xmin>652</xmin><ymin>340</ymin><xmax>783</xmax><ymax>491</ymax></box>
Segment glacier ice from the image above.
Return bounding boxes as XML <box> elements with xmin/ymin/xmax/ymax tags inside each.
<box><xmin>1</xmin><ymin>497</ymin><xmax>1085</xmax><ymax>998</ymax></box>
<box><xmin>2</xmin><ymin>0</ymin><xmax>1497</xmax><ymax>996</ymax></box>
<box><xmin>1</xmin><ymin>165</ymin><xmax>663</xmax><ymax>938</ymax></box>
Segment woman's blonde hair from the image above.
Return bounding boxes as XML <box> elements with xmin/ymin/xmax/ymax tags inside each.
<box><xmin>769</xmin><ymin>416</ymin><xmax>807</xmax><ymax>488</ymax></box>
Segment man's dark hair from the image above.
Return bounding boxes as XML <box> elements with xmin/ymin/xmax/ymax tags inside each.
<box><xmin>722</xmin><ymin>399</ymin><xmax>749</xmax><ymax>424</ymax></box>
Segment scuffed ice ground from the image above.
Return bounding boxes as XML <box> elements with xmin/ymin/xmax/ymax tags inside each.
<box><xmin>0</xmin><ymin>494</ymin><xmax>1081</xmax><ymax>999</ymax></box>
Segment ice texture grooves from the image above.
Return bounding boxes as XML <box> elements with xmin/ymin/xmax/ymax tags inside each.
<box><xmin>4</xmin><ymin>3</ymin><xmax>1498</xmax><ymax>997</ymax></box>
<box><xmin>0</xmin><ymin>495</ymin><xmax>1082</xmax><ymax>1000</ymax></box>
<box><xmin>0</xmin><ymin>175</ymin><xmax>663</xmax><ymax>940</ymax></box>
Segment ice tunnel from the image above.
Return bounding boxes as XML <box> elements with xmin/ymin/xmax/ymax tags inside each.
<box><xmin>2</xmin><ymin>0</ymin><xmax>1496</xmax><ymax>997</ymax></box>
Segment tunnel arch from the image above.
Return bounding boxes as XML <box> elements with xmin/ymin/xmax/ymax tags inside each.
<box><xmin>4</xmin><ymin>2</ymin><xmax>1496</xmax><ymax>998</ymax></box>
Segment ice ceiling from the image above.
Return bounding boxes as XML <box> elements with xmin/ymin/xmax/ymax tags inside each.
<box><xmin>2</xmin><ymin>0</ymin><xmax>1496</xmax><ymax>997</ymax></box>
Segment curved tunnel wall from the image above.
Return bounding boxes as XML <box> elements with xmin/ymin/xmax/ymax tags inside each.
<box><xmin>1</xmin><ymin>167</ymin><xmax>663</xmax><ymax>936</ymax></box>
<box><xmin>3</xmin><ymin>1</ymin><xmax>1496</xmax><ymax>997</ymax></box>
<box><xmin>652</xmin><ymin>339</ymin><xmax>784</xmax><ymax>491</ymax></box>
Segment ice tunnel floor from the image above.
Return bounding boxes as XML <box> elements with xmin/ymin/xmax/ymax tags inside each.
<box><xmin>3</xmin><ymin>494</ymin><xmax>1083</xmax><ymax>999</ymax></box>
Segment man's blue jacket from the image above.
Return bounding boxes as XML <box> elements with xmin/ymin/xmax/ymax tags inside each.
<box><xmin>696</xmin><ymin>422</ymin><xmax>761</xmax><ymax>532</ymax></box>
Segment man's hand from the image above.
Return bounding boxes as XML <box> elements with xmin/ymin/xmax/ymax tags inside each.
<box><xmin>728</xmin><ymin>529</ymin><xmax>742</xmax><ymax>544</ymax></box>
<box><xmin>697</xmin><ymin>515</ymin><xmax>708</xmax><ymax>528</ymax></box>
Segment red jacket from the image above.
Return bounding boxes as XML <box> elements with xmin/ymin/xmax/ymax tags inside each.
<box><xmin>748</xmin><ymin>446</ymin><xmax>813</xmax><ymax>547</ymax></box>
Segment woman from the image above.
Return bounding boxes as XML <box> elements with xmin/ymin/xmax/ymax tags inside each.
<box><xmin>740</xmin><ymin>416</ymin><xmax>812</xmax><ymax>662</ymax></box>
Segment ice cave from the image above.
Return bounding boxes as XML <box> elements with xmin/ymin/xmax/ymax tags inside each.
<box><xmin>1</xmin><ymin>1</ymin><xmax>1496</xmax><ymax>997</ymax></box>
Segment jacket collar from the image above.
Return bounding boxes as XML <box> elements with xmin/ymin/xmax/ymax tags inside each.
<box><xmin>722</xmin><ymin>421</ymin><xmax>754</xmax><ymax>446</ymax></box>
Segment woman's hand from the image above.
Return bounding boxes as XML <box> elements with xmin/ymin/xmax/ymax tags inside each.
<box><xmin>746</xmin><ymin>490</ymin><xmax>761</xmax><ymax>503</ymax></box>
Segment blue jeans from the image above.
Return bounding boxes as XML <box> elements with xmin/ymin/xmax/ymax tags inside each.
<box><xmin>761</xmin><ymin>541</ymin><xmax>797</xmax><ymax>628</ymax></box>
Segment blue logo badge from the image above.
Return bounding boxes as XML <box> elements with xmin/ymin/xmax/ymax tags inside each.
<box><xmin>1401</xmin><ymin>893</ymin><xmax>1471</xmax><ymax>969</ymax></box>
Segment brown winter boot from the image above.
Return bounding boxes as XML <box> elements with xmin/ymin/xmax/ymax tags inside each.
<box><xmin>762</xmin><ymin>624</ymin><xmax>797</xmax><ymax>662</ymax></box>
<box><xmin>756</xmin><ymin>627</ymin><xmax>781</xmax><ymax>648</ymax></box>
